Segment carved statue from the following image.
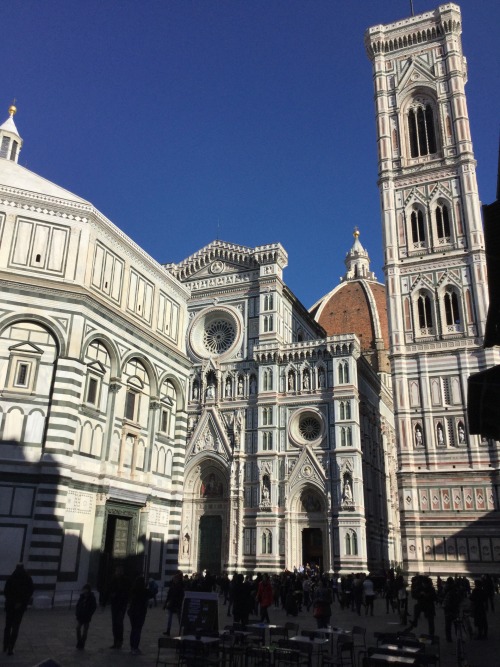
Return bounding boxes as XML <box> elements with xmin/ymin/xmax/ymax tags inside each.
<box><xmin>206</xmin><ymin>383</ymin><xmax>215</xmax><ymax>400</ymax></box>
<box><xmin>303</xmin><ymin>372</ymin><xmax>310</xmax><ymax>389</ymax></box>
<box><xmin>262</xmin><ymin>484</ymin><xmax>270</xmax><ymax>502</ymax></box>
<box><xmin>182</xmin><ymin>533</ymin><xmax>190</xmax><ymax>555</ymax></box>
<box><xmin>225</xmin><ymin>378</ymin><xmax>232</xmax><ymax>397</ymax></box>
<box><xmin>343</xmin><ymin>478</ymin><xmax>353</xmax><ymax>503</ymax></box>
<box><xmin>436</xmin><ymin>425</ymin><xmax>444</xmax><ymax>446</ymax></box>
<box><xmin>318</xmin><ymin>369</ymin><xmax>325</xmax><ymax>388</ymax></box>
<box><xmin>238</xmin><ymin>377</ymin><xmax>244</xmax><ymax>395</ymax></box>
<box><xmin>249</xmin><ymin>376</ymin><xmax>256</xmax><ymax>394</ymax></box>
<box><xmin>458</xmin><ymin>424</ymin><xmax>465</xmax><ymax>444</ymax></box>
<box><xmin>415</xmin><ymin>425</ymin><xmax>423</xmax><ymax>447</ymax></box>
<box><xmin>192</xmin><ymin>382</ymin><xmax>199</xmax><ymax>400</ymax></box>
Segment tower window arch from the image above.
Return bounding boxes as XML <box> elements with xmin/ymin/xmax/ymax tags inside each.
<box><xmin>417</xmin><ymin>292</ymin><xmax>433</xmax><ymax>330</ymax></box>
<box><xmin>345</xmin><ymin>530</ymin><xmax>358</xmax><ymax>556</ymax></box>
<box><xmin>261</xmin><ymin>528</ymin><xmax>273</xmax><ymax>554</ymax></box>
<box><xmin>263</xmin><ymin>368</ymin><xmax>273</xmax><ymax>391</ymax></box>
<box><xmin>407</xmin><ymin>101</ymin><xmax>437</xmax><ymax>157</ymax></box>
<box><xmin>435</xmin><ymin>202</ymin><xmax>451</xmax><ymax>241</ymax></box>
<box><xmin>410</xmin><ymin>208</ymin><xmax>426</xmax><ymax>244</ymax></box>
<box><xmin>444</xmin><ymin>290</ymin><xmax>461</xmax><ymax>327</ymax></box>
<box><xmin>338</xmin><ymin>361</ymin><xmax>349</xmax><ymax>384</ymax></box>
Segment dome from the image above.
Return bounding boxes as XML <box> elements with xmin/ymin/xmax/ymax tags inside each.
<box><xmin>310</xmin><ymin>231</ymin><xmax>390</xmax><ymax>373</ymax></box>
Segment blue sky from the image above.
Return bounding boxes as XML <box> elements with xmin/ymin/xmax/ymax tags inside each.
<box><xmin>2</xmin><ymin>1</ymin><xmax>499</xmax><ymax>308</ymax></box>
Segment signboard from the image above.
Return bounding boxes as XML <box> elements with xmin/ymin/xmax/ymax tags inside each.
<box><xmin>180</xmin><ymin>591</ymin><xmax>219</xmax><ymax>636</ymax></box>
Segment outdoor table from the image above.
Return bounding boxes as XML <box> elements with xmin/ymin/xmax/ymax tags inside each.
<box><xmin>316</xmin><ymin>627</ymin><xmax>351</xmax><ymax>652</ymax></box>
<box><xmin>174</xmin><ymin>634</ymin><xmax>220</xmax><ymax>644</ymax></box>
<box><xmin>369</xmin><ymin>653</ymin><xmax>418</xmax><ymax>665</ymax></box>
<box><xmin>379</xmin><ymin>643</ymin><xmax>422</xmax><ymax>654</ymax></box>
<box><xmin>247</xmin><ymin>623</ymin><xmax>285</xmax><ymax>645</ymax></box>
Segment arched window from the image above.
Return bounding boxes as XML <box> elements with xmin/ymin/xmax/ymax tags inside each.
<box><xmin>262</xmin><ymin>431</ymin><xmax>273</xmax><ymax>451</ymax></box>
<box><xmin>435</xmin><ymin>203</ymin><xmax>451</xmax><ymax>240</ymax></box>
<box><xmin>338</xmin><ymin>361</ymin><xmax>349</xmax><ymax>384</ymax></box>
<box><xmin>339</xmin><ymin>402</ymin><xmax>345</xmax><ymax>420</ymax></box>
<box><xmin>345</xmin><ymin>401</ymin><xmax>351</xmax><ymax>420</ymax></box>
<box><xmin>341</xmin><ymin>427</ymin><xmax>347</xmax><ymax>447</ymax></box>
<box><xmin>411</xmin><ymin>209</ymin><xmax>425</xmax><ymax>243</ymax></box>
<box><xmin>160</xmin><ymin>379</ymin><xmax>177</xmax><ymax>438</ymax></box>
<box><xmin>444</xmin><ymin>291</ymin><xmax>460</xmax><ymax>326</ymax></box>
<box><xmin>262</xmin><ymin>407</ymin><xmax>273</xmax><ymax>426</ymax></box>
<box><xmin>263</xmin><ymin>368</ymin><xmax>273</xmax><ymax>391</ymax></box>
<box><xmin>345</xmin><ymin>530</ymin><xmax>358</xmax><ymax>556</ymax></box>
<box><xmin>408</xmin><ymin>102</ymin><xmax>437</xmax><ymax>157</ymax></box>
<box><xmin>263</xmin><ymin>294</ymin><xmax>273</xmax><ymax>311</ymax></box>
<box><xmin>346</xmin><ymin>427</ymin><xmax>352</xmax><ymax>447</ymax></box>
<box><xmin>262</xmin><ymin>529</ymin><xmax>272</xmax><ymax>554</ymax></box>
<box><xmin>263</xmin><ymin>315</ymin><xmax>273</xmax><ymax>332</ymax></box>
<box><xmin>417</xmin><ymin>293</ymin><xmax>433</xmax><ymax>329</ymax></box>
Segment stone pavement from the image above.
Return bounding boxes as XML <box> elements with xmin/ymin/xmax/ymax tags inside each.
<box><xmin>2</xmin><ymin>593</ymin><xmax>499</xmax><ymax>666</ymax></box>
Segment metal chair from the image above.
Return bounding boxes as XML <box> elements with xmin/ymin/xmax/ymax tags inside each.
<box><xmin>155</xmin><ymin>636</ymin><xmax>180</xmax><ymax>667</ymax></box>
<box><xmin>274</xmin><ymin>647</ymin><xmax>302</xmax><ymax>667</ymax></box>
<box><xmin>284</xmin><ymin>622</ymin><xmax>300</xmax><ymax>638</ymax></box>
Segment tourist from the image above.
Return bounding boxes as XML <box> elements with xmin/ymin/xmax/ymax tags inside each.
<box><xmin>106</xmin><ymin>565</ymin><xmax>131</xmax><ymax>649</ymax></box>
<box><xmin>163</xmin><ymin>571</ymin><xmax>184</xmax><ymax>636</ymax></box>
<box><xmin>128</xmin><ymin>576</ymin><xmax>152</xmax><ymax>655</ymax></box>
<box><xmin>2</xmin><ymin>563</ymin><xmax>34</xmax><ymax>656</ymax></box>
<box><xmin>75</xmin><ymin>584</ymin><xmax>97</xmax><ymax>650</ymax></box>
<box><xmin>470</xmin><ymin>580</ymin><xmax>488</xmax><ymax>639</ymax></box>
<box><xmin>312</xmin><ymin>579</ymin><xmax>332</xmax><ymax>629</ymax></box>
<box><xmin>256</xmin><ymin>574</ymin><xmax>273</xmax><ymax>623</ymax></box>
<box><xmin>363</xmin><ymin>574</ymin><xmax>375</xmax><ymax>616</ymax></box>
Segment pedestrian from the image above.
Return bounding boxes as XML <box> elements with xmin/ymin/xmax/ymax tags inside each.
<box><xmin>442</xmin><ymin>577</ymin><xmax>461</xmax><ymax>643</ymax></box>
<box><xmin>127</xmin><ymin>575</ymin><xmax>152</xmax><ymax>655</ymax></box>
<box><xmin>163</xmin><ymin>571</ymin><xmax>184</xmax><ymax>636</ymax></box>
<box><xmin>2</xmin><ymin>563</ymin><xmax>34</xmax><ymax>656</ymax></box>
<box><xmin>256</xmin><ymin>573</ymin><xmax>273</xmax><ymax>623</ymax></box>
<box><xmin>75</xmin><ymin>584</ymin><xmax>97</xmax><ymax>650</ymax></box>
<box><xmin>232</xmin><ymin>573</ymin><xmax>252</xmax><ymax>626</ymax></box>
<box><xmin>363</xmin><ymin>574</ymin><xmax>375</xmax><ymax>616</ymax></box>
<box><xmin>312</xmin><ymin>579</ymin><xmax>332</xmax><ymax>629</ymax></box>
<box><xmin>407</xmin><ymin>576</ymin><xmax>437</xmax><ymax>636</ymax></box>
<box><xmin>148</xmin><ymin>577</ymin><xmax>159</xmax><ymax>607</ymax></box>
<box><xmin>106</xmin><ymin>565</ymin><xmax>131</xmax><ymax>649</ymax></box>
<box><xmin>470</xmin><ymin>580</ymin><xmax>488</xmax><ymax>639</ymax></box>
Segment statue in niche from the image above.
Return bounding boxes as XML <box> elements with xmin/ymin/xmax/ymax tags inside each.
<box><xmin>415</xmin><ymin>425</ymin><xmax>423</xmax><ymax>447</ymax></box>
<box><xmin>318</xmin><ymin>369</ymin><xmax>325</xmax><ymax>388</ymax></box>
<box><xmin>182</xmin><ymin>533</ymin><xmax>190</xmax><ymax>555</ymax></box>
<box><xmin>436</xmin><ymin>424</ymin><xmax>444</xmax><ymax>446</ymax></box>
<box><xmin>192</xmin><ymin>382</ymin><xmax>199</xmax><ymax>400</ymax></box>
<box><xmin>288</xmin><ymin>373</ymin><xmax>295</xmax><ymax>391</ymax></box>
<box><xmin>238</xmin><ymin>377</ymin><xmax>244</xmax><ymax>396</ymax></box>
<box><xmin>343</xmin><ymin>478</ymin><xmax>353</xmax><ymax>503</ymax></box>
<box><xmin>458</xmin><ymin>424</ymin><xmax>465</xmax><ymax>444</ymax></box>
<box><xmin>262</xmin><ymin>484</ymin><xmax>270</xmax><ymax>502</ymax></box>
<box><xmin>303</xmin><ymin>372</ymin><xmax>310</xmax><ymax>390</ymax></box>
<box><xmin>225</xmin><ymin>378</ymin><xmax>232</xmax><ymax>397</ymax></box>
<box><xmin>206</xmin><ymin>383</ymin><xmax>215</xmax><ymax>400</ymax></box>
<box><xmin>249</xmin><ymin>376</ymin><xmax>256</xmax><ymax>394</ymax></box>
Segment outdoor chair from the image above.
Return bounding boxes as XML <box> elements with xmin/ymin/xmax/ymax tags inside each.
<box><xmin>284</xmin><ymin>621</ymin><xmax>299</xmax><ymax>638</ymax></box>
<box><xmin>155</xmin><ymin>636</ymin><xmax>180</xmax><ymax>667</ymax></box>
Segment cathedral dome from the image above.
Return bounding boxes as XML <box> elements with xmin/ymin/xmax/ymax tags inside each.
<box><xmin>310</xmin><ymin>230</ymin><xmax>390</xmax><ymax>373</ymax></box>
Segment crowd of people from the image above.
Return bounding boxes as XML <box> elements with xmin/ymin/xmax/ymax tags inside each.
<box><xmin>1</xmin><ymin>562</ymin><xmax>498</xmax><ymax>657</ymax></box>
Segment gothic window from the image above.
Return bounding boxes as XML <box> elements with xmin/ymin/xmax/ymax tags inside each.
<box><xmin>262</xmin><ymin>431</ymin><xmax>273</xmax><ymax>451</ymax></box>
<box><xmin>263</xmin><ymin>368</ymin><xmax>273</xmax><ymax>391</ymax></box>
<box><xmin>339</xmin><ymin>401</ymin><xmax>351</xmax><ymax>420</ymax></box>
<box><xmin>340</xmin><ymin>426</ymin><xmax>352</xmax><ymax>447</ymax></box>
<box><xmin>444</xmin><ymin>291</ymin><xmax>460</xmax><ymax>326</ymax></box>
<box><xmin>83</xmin><ymin>340</ymin><xmax>111</xmax><ymax>409</ymax></box>
<box><xmin>263</xmin><ymin>315</ymin><xmax>273</xmax><ymax>332</ymax></box>
<box><xmin>243</xmin><ymin>528</ymin><xmax>256</xmax><ymax>555</ymax></box>
<box><xmin>417</xmin><ymin>293</ymin><xmax>433</xmax><ymax>330</ymax></box>
<box><xmin>404</xmin><ymin>297</ymin><xmax>412</xmax><ymax>331</ymax></box>
<box><xmin>123</xmin><ymin>358</ymin><xmax>150</xmax><ymax>426</ymax></box>
<box><xmin>338</xmin><ymin>361</ymin><xmax>349</xmax><ymax>384</ymax></box>
<box><xmin>340</xmin><ymin>402</ymin><xmax>345</xmax><ymax>420</ymax></box>
<box><xmin>411</xmin><ymin>209</ymin><xmax>426</xmax><ymax>244</ymax></box>
<box><xmin>159</xmin><ymin>380</ymin><xmax>177</xmax><ymax>438</ymax></box>
<box><xmin>262</xmin><ymin>407</ymin><xmax>273</xmax><ymax>425</ymax></box>
<box><xmin>261</xmin><ymin>529</ymin><xmax>273</xmax><ymax>555</ymax></box>
<box><xmin>407</xmin><ymin>102</ymin><xmax>437</xmax><ymax>157</ymax></box>
<box><xmin>263</xmin><ymin>294</ymin><xmax>273</xmax><ymax>311</ymax></box>
<box><xmin>435</xmin><ymin>203</ymin><xmax>451</xmax><ymax>241</ymax></box>
<box><xmin>345</xmin><ymin>530</ymin><xmax>358</xmax><ymax>556</ymax></box>
<box><xmin>125</xmin><ymin>389</ymin><xmax>138</xmax><ymax>421</ymax></box>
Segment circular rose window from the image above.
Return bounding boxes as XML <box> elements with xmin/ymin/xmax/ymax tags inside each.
<box><xmin>299</xmin><ymin>415</ymin><xmax>321</xmax><ymax>441</ymax></box>
<box><xmin>203</xmin><ymin>319</ymin><xmax>235</xmax><ymax>355</ymax></box>
<box><xmin>187</xmin><ymin>306</ymin><xmax>243</xmax><ymax>361</ymax></box>
<box><xmin>289</xmin><ymin>408</ymin><xmax>325</xmax><ymax>447</ymax></box>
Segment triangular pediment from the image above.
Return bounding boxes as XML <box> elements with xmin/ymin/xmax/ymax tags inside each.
<box><xmin>398</xmin><ymin>57</ymin><xmax>435</xmax><ymax>92</ymax></box>
<box><xmin>288</xmin><ymin>446</ymin><xmax>325</xmax><ymax>491</ymax></box>
<box><xmin>186</xmin><ymin>407</ymin><xmax>232</xmax><ymax>462</ymax></box>
<box><xmin>166</xmin><ymin>240</ymin><xmax>288</xmax><ymax>283</ymax></box>
<box><xmin>8</xmin><ymin>341</ymin><xmax>43</xmax><ymax>355</ymax></box>
<box><xmin>410</xmin><ymin>274</ymin><xmax>434</xmax><ymax>292</ymax></box>
<box><xmin>87</xmin><ymin>360</ymin><xmax>106</xmax><ymax>375</ymax></box>
<box><xmin>404</xmin><ymin>187</ymin><xmax>427</xmax><ymax>208</ymax></box>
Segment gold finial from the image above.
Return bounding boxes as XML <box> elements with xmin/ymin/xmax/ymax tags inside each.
<box><xmin>8</xmin><ymin>99</ymin><xmax>17</xmax><ymax>117</ymax></box>
<box><xmin>353</xmin><ymin>227</ymin><xmax>360</xmax><ymax>238</ymax></box>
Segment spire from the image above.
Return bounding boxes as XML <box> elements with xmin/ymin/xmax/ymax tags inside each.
<box><xmin>342</xmin><ymin>228</ymin><xmax>376</xmax><ymax>282</ymax></box>
<box><xmin>0</xmin><ymin>103</ymin><xmax>23</xmax><ymax>163</ymax></box>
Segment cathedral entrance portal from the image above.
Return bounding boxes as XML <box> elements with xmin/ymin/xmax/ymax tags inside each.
<box><xmin>198</xmin><ymin>515</ymin><xmax>222</xmax><ymax>574</ymax></box>
<box><xmin>302</xmin><ymin>528</ymin><xmax>323</xmax><ymax>572</ymax></box>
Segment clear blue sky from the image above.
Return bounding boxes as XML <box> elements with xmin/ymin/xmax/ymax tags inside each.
<box><xmin>2</xmin><ymin>1</ymin><xmax>498</xmax><ymax>308</ymax></box>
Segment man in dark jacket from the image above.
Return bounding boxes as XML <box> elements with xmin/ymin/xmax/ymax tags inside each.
<box><xmin>3</xmin><ymin>563</ymin><xmax>34</xmax><ymax>655</ymax></box>
<box><xmin>75</xmin><ymin>584</ymin><xmax>97</xmax><ymax>649</ymax></box>
<box><xmin>163</xmin><ymin>571</ymin><xmax>184</xmax><ymax>636</ymax></box>
<box><xmin>106</xmin><ymin>566</ymin><xmax>131</xmax><ymax>649</ymax></box>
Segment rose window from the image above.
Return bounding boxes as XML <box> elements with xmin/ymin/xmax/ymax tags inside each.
<box><xmin>299</xmin><ymin>416</ymin><xmax>321</xmax><ymax>441</ymax></box>
<box><xmin>203</xmin><ymin>319</ymin><xmax>236</xmax><ymax>355</ymax></box>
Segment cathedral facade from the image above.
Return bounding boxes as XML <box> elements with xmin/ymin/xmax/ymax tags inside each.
<box><xmin>0</xmin><ymin>3</ymin><xmax>497</xmax><ymax>602</ymax></box>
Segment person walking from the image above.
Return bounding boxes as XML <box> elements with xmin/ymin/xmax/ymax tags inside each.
<box><xmin>107</xmin><ymin>565</ymin><xmax>131</xmax><ymax>649</ymax></box>
<box><xmin>442</xmin><ymin>577</ymin><xmax>461</xmax><ymax>643</ymax></box>
<box><xmin>363</xmin><ymin>574</ymin><xmax>375</xmax><ymax>616</ymax></box>
<box><xmin>127</xmin><ymin>575</ymin><xmax>152</xmax><ymax>655</ymax></box>
<box><xmin>2</xmin><ymin>563</ymin><xmax>34</xmax><ymax>656</ymax></box>
<box><xmin>312</xmin><ymin>579</ymin><xmax>332</xmax><ymax>629</ymax></box>
<box><xmin>163</xmin><ymin>571</ymin><xmax>184</xmax><ymax>636</ymax></box>
<box><xmin>256</xmin><ymin>574</ymin><xmax>273</xmax><ymax>623</ymax></box>
<box><xmin>75</xmin><ymin>584</ymin><xmax>97</xmax><ymax>650</ymax></box>
<box><xmin>470</xmin><ymin>579</ymin><xmax>488</xmax><ymax>639</ymax></box>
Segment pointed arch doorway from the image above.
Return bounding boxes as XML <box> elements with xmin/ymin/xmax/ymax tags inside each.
<box><xmin>302</xmin><ymin>527</ymin><xmax>323</xmax><ymax>572</ymax></box>
<box><xmin>198</xmin><ymin>515</ymin><xmax>222</xmax><ymax>574</ymax></box>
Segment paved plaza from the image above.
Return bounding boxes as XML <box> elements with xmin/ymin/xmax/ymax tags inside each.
<box><xmin>2</xmin><ymin>592</ymin><xmax>499</xmax><ymax>666</ymax></box>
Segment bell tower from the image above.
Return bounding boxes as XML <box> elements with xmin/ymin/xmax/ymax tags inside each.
<box><xmin>365</xmin><ymin>4</ymin><xmax>500</xmax><ymax>576</ymax></box>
